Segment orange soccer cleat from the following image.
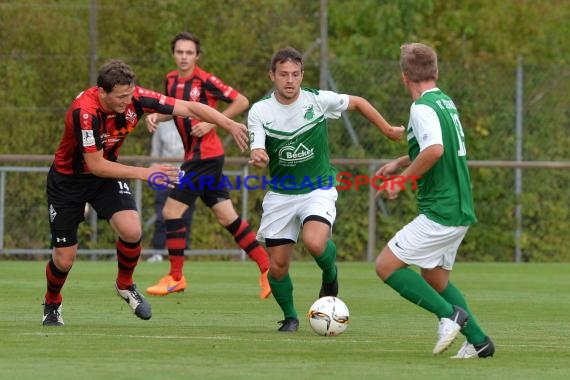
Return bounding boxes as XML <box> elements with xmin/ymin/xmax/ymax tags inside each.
<box><xmin>259</xmin><ymin>270</ymin><xmax>272</xmax><ymax>299</ymax></box>
<box><xmin>146</xmin><ymin>274</ymin><xmax>187</xmax><ymax>296</ymax></box>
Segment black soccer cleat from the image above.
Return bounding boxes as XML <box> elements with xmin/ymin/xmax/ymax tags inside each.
<box><xmin>116</xmin><ymin>283</ymin><xmax>152</xmax><ymax>320</ymax></box>
<box><xmin>277</xmin><ymin>317</ymin><xmax>299</xmax><ymax>332</ymax></box>
<box><xmin>319</xmin><ymin>266</ymin><xmax>338</xmax><ymax>298</ymax></box>
<box><xmin>42</xmin><ymin>302</ymin><xmax>64</xmax><ymax>326</ymax></box>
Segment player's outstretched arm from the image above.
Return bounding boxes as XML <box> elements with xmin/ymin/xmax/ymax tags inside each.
<box><xmin>346</xmin><ymin>95</ymin><xmax>405</xmax><ymax>141</ymax></box>
<box><xmin>172</xmin><ymin>99</ymin><xmax>248</xmax><ymax>152</ymax></box>
<box><xmin>83</xmin><ymin>150</ymin><xmax>179</xmax><ymax>184</ymax></box>
<box><xmin>190</xmin><ymin>93</ymin><xmax>250</xmax><ymax>138</ymax></box>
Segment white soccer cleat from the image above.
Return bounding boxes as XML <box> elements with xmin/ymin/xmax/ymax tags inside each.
<box><xmin>451</xmin><ymin>336</ymin><xmax>495</xmax><ymax>359</ymax></box>
<box><xmin>433</xmin><ymin>305</ymin><xmax>469</xmax><ymax>354</ymax></box>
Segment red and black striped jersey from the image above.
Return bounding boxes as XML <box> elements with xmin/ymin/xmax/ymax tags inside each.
<box><xmin>165</xmin><ymin>65</ymin><xmax>240</xmax><ymax>161</ymax></box>
<box><xmin>53</xmin><ymin>86</ymin><xmax>176</xmax><ymax>175</ymax></box>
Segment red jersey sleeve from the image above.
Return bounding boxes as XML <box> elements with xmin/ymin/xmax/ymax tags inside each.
<box><xmin>78</xmin><ymin>112</ymin><xmax>101</xmax><ymax>153</ymax></box>
<box><xmin>205</xmin><ymin>74</ymin><xmax>239</xmax><ymax>104</ymax></box>
<box><xmin>132</xmin><ymin>86</ymin><xmax>176</xmax><ymax>114</ymax></box>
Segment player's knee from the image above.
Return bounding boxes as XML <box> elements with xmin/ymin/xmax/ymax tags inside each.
<box><xmin>269</xmin><ymin>264</ymin><xmax>289</xmax><ymax>281</ymax></box>
<box><xmin>304</xmin><ymin>239</ymin><xmax>327</xmax><ymax>255</ymax></box>
<box><xmin>375</xmin><ymin>254</ymin><xmax>391</xmax><ymax>281</ymax></box>
<box><xmin>214</xmin><ymin>204</ymin><xmax>238</xmax><ymax>226</ymax></box>
<box><xmin>54</xmin><ymin>256</ymin><xmax>74</xmax><ymax>272</ymax></box>
<box><xmin>52</xmin><ymin>246</ymin><xmax>77</xmax><ymax>272</ymax></box>
<box><xmin>162</xmin><ymin>206</ymin><xmax>180</xmax><ymax>220</ymax></box>
<box><xmin>118</xmin><ymin>228</ymin><xmax>142</xmax><ymax>243</ymax></box>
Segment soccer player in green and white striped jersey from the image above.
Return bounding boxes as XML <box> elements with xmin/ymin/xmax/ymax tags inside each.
<box><xmin>375</xmin><ymin>43</ymin><xmax>494</xmax><ymax>358</ymax></box>
<box><xmin>248</xmin><ymin>47</ymin><xmax>404</xmax><ymax>332</ymax></box>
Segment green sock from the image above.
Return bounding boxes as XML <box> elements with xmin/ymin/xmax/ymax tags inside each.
<box><xmin>313</xmin><ymin>240</ymin><xmax>337</xmax><ymax>283</ymax></box>
<box><xmin>268</xmin><ymin>272</ymin><xmax>297</xmax><ymax>319</ymax></box>
<box><xmin>385</xmin><ymin>268</ymin><xmax>453</xmax><ymax>318</ymax></box>
<box><xmin>439</xmin><ymin>281</ymin><xmax>487</xmax><ymax>345</ymax></box>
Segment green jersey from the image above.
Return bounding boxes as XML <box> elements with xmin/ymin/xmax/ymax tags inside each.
<box><xmin>248</xmin><ymin>88</ymin><xmax>349</xmax><ymax>194</ymax></box>
<box><xmin>408</xmin><ymin>88</ymin><xmax>477</xmax><ymax>226</ymax></box>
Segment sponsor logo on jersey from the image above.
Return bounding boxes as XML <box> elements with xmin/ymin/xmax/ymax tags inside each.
<box><xmin>278</xmin><ymin>143</ymin><xmax>314</xmax><ymax>166</ymax></box>
<box><xmin>100</xmin><ymin>133</ymin><xmax>122</xmax><ymax>148</ymax></box>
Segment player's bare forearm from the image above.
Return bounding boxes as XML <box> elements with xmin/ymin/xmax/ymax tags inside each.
<box><xmin>173</xmin><ymin>100</ymin><xmax>248</xmax><ymax>151</ymax></box>
<box><xmin>222</xmin><ymin>93</ymin><xmax>249</xmax><ymax>119</ymax></box>
<box><xmin>83</xmin><ymin>151</ymin><xmax>178</xmax><ymax>183</ymax></box>
<box><xmin>347</xmin><ymin>95</ymin><xmax>404</xmax><ymax>141</ymax></box>
<box><xmin>173</xmin><ymin>100</ymin><xmax>228</xmax><ymax>125</ymax></box>
<box><xmin>401</xmin><ymin>144</ymin><xmax>443</xmax><ymax>177</ymax></box>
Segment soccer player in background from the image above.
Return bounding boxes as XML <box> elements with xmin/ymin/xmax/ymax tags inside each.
<box><xmin>145</xmin><ymin>32</ymin><xmax>271</xmax><ymax>299</ymax></box>
<box><xmin>375</xmin><ymin>42</ymin><xmax>495</xmax><ymax>358</ymax></box>
<box><xmin>147</xmin><ymin>120</ymin><xmax>195</xmax><ymax>263</ymax></box>
<box><xmin>248</xmin><ymin>47</ymin><xmax>404</xmax><ymax>332</ymax></box>
<box><xmin>43</xmin><ymin>59</ymin><xmax>248</xmax><ymax>326</ymax></box>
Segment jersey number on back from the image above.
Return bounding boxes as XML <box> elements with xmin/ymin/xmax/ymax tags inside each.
<box><xmin>451</xmin><ymin>113</ymin><xmax>467</xmax><ymax>157</ymax></box>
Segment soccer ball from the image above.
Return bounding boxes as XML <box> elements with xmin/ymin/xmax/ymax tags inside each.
<box><xmin>307</xmin><ymin>296</ymin><xmax>349</xmax><ymax>336</ymax></box>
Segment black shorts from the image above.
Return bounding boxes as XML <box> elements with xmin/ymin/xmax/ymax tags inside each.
<box><xmin>169</xmin><ymin>156</ymin><xmax>231</xmax><ymax>208</ymax></box>
<box><xmin>46</xmin><ymin>166</ymin><xmax>137</xmax><ymax>245</ymax></box>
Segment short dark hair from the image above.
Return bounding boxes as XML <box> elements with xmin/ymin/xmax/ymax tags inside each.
<box><xmin>170</xmin><ymin>31</ymin><xmax>201</xmax><ymax>55</ymax></box>
<box><xmin>270</xmin><ymin>47</ymin><xmax>303</xmax><ymax>72</ymax></box>
<box><xmin>96</xmin><ymin>60</ymin><xmax>136</xmax><ymax>93</ymax></box>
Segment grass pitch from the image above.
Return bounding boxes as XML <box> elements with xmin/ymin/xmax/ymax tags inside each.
<box><xmin>1</xmin><ymin>260</ymin><xmax>569</xmax><ymax>380</ymax></box>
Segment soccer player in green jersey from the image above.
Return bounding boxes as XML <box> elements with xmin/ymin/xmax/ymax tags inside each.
<box><xmin>375</xmin><ymin>42</ymin><xmax>494</xmax><ymax>358</ymax></box>
<box><xmin>248</xmin><ymin>46</ymin><xmax>404</xmax><ymax>332</ymax></box>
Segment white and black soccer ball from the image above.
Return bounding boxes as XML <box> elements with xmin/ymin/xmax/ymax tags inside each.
<box><xmin>307</xmin><ymin>296</ymin><xmax>349</xmax><ymax>336</ymax></box>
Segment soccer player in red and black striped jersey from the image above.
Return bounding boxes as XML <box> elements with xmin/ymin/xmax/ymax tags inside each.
<box><xmin>145</xmin><ymin>32</ymin><xmax>271</xmax><ymax>299</ymax></box>
<box><xmin>42</xmin><ymin>59</ymin><xmax>249</xmax><ymax>326</ymax></box>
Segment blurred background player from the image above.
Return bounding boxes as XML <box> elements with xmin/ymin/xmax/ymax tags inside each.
<box><xmin>43</xmin><ymin>59</ymin><xmax>249</xmax><ymax>326</ymax></box>
<box><xmin>248</xmin><ymin>47</ymin><xmax>404</xmax><ymax>332</ymax></box>
<box><xmin>145</xmin><ymin>32</ymin><xmax>271</xmax><ymax>298</ymax></box>
<box><xmin>375</xmin><ymin>42</ymin><xmax>494</xmax><ymax>358</ymax></box>
<box><xmin>147</xmin><ymin>119</ymin><xmax>195</xmax><ymax>263</ymax></box>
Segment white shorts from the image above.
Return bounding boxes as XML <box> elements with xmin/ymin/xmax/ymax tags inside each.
<box><xmin>388</xmin><ymin>214</ymin><xmax>469</xmax><ymax>270</ymax></box>
<box><xmin>256</xmin><ymin>188</ymin><xmax>338</xmax><ymax>243</ymax></box>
